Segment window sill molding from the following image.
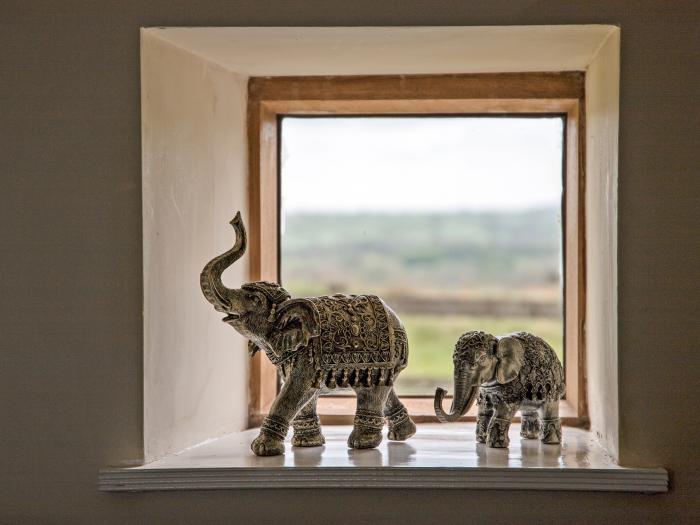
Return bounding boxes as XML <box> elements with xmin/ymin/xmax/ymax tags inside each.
<box><xmin>100</xmin><ymin>424</ymin><xmax>667</xmax><ymax>493</ymax></box>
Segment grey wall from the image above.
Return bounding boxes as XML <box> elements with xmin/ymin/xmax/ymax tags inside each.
<box><xmin>1</xmin><ymin>1</ymin><xmax>698</xmax><ymax>523</ymax></box>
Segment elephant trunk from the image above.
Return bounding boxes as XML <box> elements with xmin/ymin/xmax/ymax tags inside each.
<box><xmin>200</xmin><ymin>212</ymin><xmax>247</xmax><ymax>312</ymax></box>
<box><xmin>434</xmin><ymin>367</ymin><xmax>478</xmax><ymax>423</ymax></box>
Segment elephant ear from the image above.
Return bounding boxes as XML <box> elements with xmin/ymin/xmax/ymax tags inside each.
<box><xmin>495</xmin><ymin>336</ymin><xmax>525</xmax><ymax>384</ymax></box>
<box><xmin>270</xmin><ymin>299</ymin><xmax>320</xmax><ymax>356</ymax></box>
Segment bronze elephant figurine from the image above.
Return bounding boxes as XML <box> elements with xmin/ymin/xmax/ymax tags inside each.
<box><xmin>201</xmin><ymin>212</ymin><xmax>416</xmax><ymax>456</ymax></box>
<box><xmin>434</xmin><ymin>330</ymin><xmax>564</xmax><ymax>447</ymax></box>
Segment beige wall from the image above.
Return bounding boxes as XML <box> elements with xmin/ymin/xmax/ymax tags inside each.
<box><xmin>1</xmin><ymin>1</ymin><xmax>699</xmax><ymax>523</ymax></box>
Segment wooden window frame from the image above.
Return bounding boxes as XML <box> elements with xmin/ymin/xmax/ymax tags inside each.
<box><xmin>247</xmin><ymin>73</ymin><xmax>587</xmax><ymax>427</ymax></box>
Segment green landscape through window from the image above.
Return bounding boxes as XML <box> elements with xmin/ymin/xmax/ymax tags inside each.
<box><xmin>280</xmin><ymin>116</ymin><xmax>564</xmax><ymax>395</ymax></box>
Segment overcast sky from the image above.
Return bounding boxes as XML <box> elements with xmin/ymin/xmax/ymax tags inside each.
<box><xmin>280</xmin><ymin>116</ymin><xmax>563</xmax><ymax>214</ymax></box>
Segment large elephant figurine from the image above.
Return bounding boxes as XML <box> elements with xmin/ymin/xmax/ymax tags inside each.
<box><xmin>200</xmin><ymin>212</ymin><xmax>416</xmax><ymax>456</ymax></box>
<box><xmin>434</xmin><ymin>330</ymin><xmax>564</xmax><ymax>448</ymax></box>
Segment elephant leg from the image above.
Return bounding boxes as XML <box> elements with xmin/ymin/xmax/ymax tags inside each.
<box><xmin>520</xmin><ymin>403</ymin><xmax>540</xmax><ymax>440</ymax></box>
<box><xmin>486</xmin><ymin>400</ymin><xmax>519</xmax><ymax>448</ymax></box>
<box><xmin>348</xmin><ymin>385</ymin><xmax>391</xmax><ymax>449</ymax></box>
<box><xmin>252</xmin><ymin>367</ymin><xmax>315</xmax><ymax>457</ymax></box>
<box><xmin>292</xmin><ymin>390</ymin><xmax>325</xmax><ymax>447</ymax></box>
<box><xmin>538</xmin><ymin>401</ymin><xmax>562</xmax><ymax>444</ymax></box>
<box><xmin>476</xmin><ymin>394</ymin><xmax>494</xmax><ymax>443</ymax></box>
<box><xmin>384</xmin><ymin>387</ymin><xmax>416</xmax><ymax>441</ymax></box>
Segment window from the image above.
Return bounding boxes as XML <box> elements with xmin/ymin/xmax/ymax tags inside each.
<box><xmin>247</xmin><ymin>73</ymin><xmax>586</xmax><ymax>425</ymax></box>
<box><xmin>280</xmin><ymin>115</ymin><xmax>565</xmax><ymax>397</ymax></box>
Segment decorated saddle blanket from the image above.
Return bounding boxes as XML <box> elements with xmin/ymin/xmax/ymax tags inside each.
<box><xmin>306</xmin><ymin>294</ymin><xmax>406</xmax><ymax>371</ymax></box>
<box><xmin>480</xmin><ymin>332</ymin><xmax>565</xmax><ymax>404</ymax></box>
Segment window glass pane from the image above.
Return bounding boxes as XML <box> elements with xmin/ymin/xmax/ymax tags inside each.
<box><xmin>280</xmin><ymin>116</ymin><xmax>564</xmax><ymax>395</ymax></box>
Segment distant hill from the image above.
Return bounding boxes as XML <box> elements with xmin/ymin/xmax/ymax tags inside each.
<box><xmin>280</xmin><ymin>209</ymin><xmax>562</xmax><ymax>297</ymax></box>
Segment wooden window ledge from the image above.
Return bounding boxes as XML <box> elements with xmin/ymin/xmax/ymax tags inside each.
<box><xmin>100</xmin><ymin>424</ymin><xmax>667</xmax><ymax>493</ymax></box>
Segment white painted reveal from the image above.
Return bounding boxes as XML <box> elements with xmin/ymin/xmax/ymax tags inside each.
<box><xmin>141</xmin><ymin>34</ymin><xmax>249</xmax><ymax>462</ymax></box>
<box><xmin>585</xmin><ymin>29</ymin><xmax>621</xmax><ymax>460</ymax></box>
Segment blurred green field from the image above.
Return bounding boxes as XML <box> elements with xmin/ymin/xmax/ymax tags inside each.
<box><xmin>393</xmin><ymin>313</ymin><xmax>563</xmax><ymax>395</ymax></box>
<box><xmin>281</xmin><ymin>211</ymin><xmax>565</xmax><ymax>396</ymax></box>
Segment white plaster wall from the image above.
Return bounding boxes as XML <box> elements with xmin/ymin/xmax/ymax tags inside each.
<box><xmin>584</xmin><ymin>29</ymin><xmax>621</xmax><ymax>460</ymax></box>
<box><xmin>141</xmin><ymin>32</ymin><xmax>249</xmax><ymax>462</ymax></box>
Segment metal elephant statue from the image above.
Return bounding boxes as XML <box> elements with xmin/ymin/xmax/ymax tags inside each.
<box><xmin>434</xmin><ymin>331</ymin><xmax>564</xmax><ymax>448</ymax></box>
<box><xmin>200</xmin><ymin>212</ymin><xmax>416</xmax><ymax>456</ymax></box>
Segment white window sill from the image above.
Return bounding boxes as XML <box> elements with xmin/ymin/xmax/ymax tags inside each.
<box><xmin>100</xmin><ymin>424</ymin><xmax>667</xmax><ymax>493</ymax></box>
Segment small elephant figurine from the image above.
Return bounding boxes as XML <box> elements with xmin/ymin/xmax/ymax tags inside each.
<box><xmin>201</xmin><ymin>212</ymin><xmax>416</xmax><ymax>456</ymax></box>
<box><xmin>434</xmin><ymin>331</ymin><xmax>564</xmax><ymax>448</ymax></box>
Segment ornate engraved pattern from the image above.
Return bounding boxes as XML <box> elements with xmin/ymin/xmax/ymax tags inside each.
<box><xmin>261</xmin><ymin>414</ymin><xmax>289</xmax><ymax>441</ymax></box>
<box><xmin>480</xmin><ymin>331</ymin><xmax>564</xmax><ymax>404</ymax></box>
<box><xmin>454</xmin><ymin>330</ymin><xmax>498</xmax><ymax>365</ymax></box>
<box><xmin>386</xmin><ymin>406</ymin><xmax>410</xmax><ymax>430</ymax></box>
<box><xmin>515</xmin><ymin>331</ymin><xmax>565</xmax><ymax>401</ymax></box>
<box><xmin>520</xmin><ymin>414</ymin><xmax>541</xmax><ymax>439</ymax></box>
<box><xmin>476</xmin><ymin>416</ymin><xmax>489</xmax><ymax>443</ymax></box>
<box><xmin>308</xmin><ymin>294</ymin><xmax>393</xmax><ymax>370</ymax></box>
<box><xmin>292</xmin><ymin>415</ymin><xmax>322</xmax><ymax>437</ymax></box>
<box><xmin>487</xmin><ymin>417</ymin><xmax>512</xmax><ymax>448</ymax></box>
<box><xmin>354</xmin><ymin>409</ymin><xmax>385</xmax><ymax>432</ymax></box>
<box><xmin>393</xmin><ymin>327</ymin><xmax>408</xmax><ymax>365</ymax></box>
<box><xmin>540</xmin><ymin>418</ymin><xmax>562</xmax><ymax>444</ymax></box>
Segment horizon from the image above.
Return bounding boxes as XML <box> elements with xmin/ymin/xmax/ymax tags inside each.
<box><xmin>281</xmin><ymin>206</ymin><xmax>559</xmax><ymax>216</ymax></box>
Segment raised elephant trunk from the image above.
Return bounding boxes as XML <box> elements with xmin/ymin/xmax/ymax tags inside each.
<box><xmin>200</xmin><ymin>212</ymin><xmax>247</xmax><ymax>312</ymax></box>
<box><xmin>434</xmin><ymin>368</ymin><xmax>478</xmax><ymax>423</ymax></box>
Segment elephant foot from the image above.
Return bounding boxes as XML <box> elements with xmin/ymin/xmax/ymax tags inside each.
<box><xmin>486</xmin><ymin>417</ymin><xmax>511</xmax><ymax>448</ymax></box>
<box><xmin>386</xmin><ymin>407</ymin><xmax>416</xmax><ymax>441</ymax></box>
<box><xmin>251</xmin><ymin>433</ymin><xmax>285</xmax><ymax>456</ymax></box>
<box><xmin>348</xmin><ymin>428</ymin><xmax>383</xmax><ymax>449</ymax></box>
<box><xmin>540</xmin><ymin>418</ymin><xmax>562</xmax><ymax>445</ymax></box>
<box><xmin>476</xmin><ymin>416</ymin><xmax>490</xmax><ymax>443</ymax></box>
<box><xmin>292</xmin><ymin>431</ymin><xmax>325</xmax><ymax>447</ymax></box>
<box><xmin>292</xmin><ymin>415</ymin><xmax>325</xmax><ymax>447</ymax></box>
<box><xmin>348</xmin><ymin>410</ymin><xmax>384</xmax><ymax>449</ymax></box>
<box><xmin>252</xmin><ymin>415</ymin><xmax>288</xmax><ymax>456</ymax></box>
<box><xmin>520</xmin><ymin>416</ymin><xmax>540</xmax><ymax>440</ymax></box>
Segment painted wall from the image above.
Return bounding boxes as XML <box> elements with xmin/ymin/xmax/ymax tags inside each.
<box><xmin>141</xmin><ymin>34</ymin><xmax>249</xmax><ymax>462</ymax></box>
<box><xmin>1</xmin><ymin>1</ymin><xmax>698</xmax><ymax>523</ymax></box>
<box><xmin>585</xmin><ymin>29</ymin><xmax>621</xmax><ymax>460</ymax></box>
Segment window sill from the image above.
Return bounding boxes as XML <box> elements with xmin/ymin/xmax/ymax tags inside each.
<box><xmin>100</xmin><ymin>424</ymin><xmax>667</xmax><ymax>493</ymax></box>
